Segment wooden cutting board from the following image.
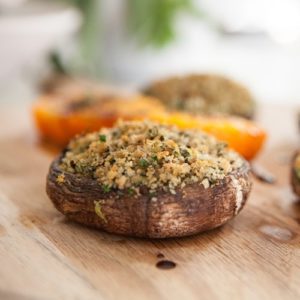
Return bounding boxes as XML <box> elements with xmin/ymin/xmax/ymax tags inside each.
<box><xmin>0</xmin><ymin>102</ymin><xmax>299</xmax><ymax>300</ymax></box>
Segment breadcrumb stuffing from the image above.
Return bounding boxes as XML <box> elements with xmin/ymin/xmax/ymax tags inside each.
<box><xmin>145</xmin><ymin>74</ymin><xmax>255</xmax><ymax>118</ymax></box>
<box><xmin>60</xmin><ymin>120</ymin><xmax>244</xmax><ymax>193</ymax></box>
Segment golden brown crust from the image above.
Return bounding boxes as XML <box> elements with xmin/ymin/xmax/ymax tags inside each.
<box><xmin>46</xmin><ymin>156</ymin><xmax>252</xmax><ymax>238</ymax></box>
<box><xmin>291</xmin><ymin>151</ymin><xmax>300</xmax><ymax>197</ymax></box>
<box><xmin>144</xmin><ymin>74</ymin><xmax>255</xmax><ymax>119</ymax></box>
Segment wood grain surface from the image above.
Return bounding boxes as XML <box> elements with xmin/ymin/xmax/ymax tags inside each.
<box><xmin>0</xmin><ymin>102</ymin><xmax>299</xmax><ymax>300</ymax></box>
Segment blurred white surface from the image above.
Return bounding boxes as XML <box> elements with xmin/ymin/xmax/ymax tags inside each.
<box><xmin>199</xmin><ymin>0</ymin><xmax>300</xmax><ymax>44</ymax></box>
<box><xmin>0</xmin><ymin>0</ymin><xmax>80</xmax><ymax>90</ymax></box>
<box><xmin>99</xmin><ymin>0</ymin><xmax>300</xmax><ymax>105</ymax></box>
<box><xmin>1</xmin><ymin>0</ymin><xmax>300</xmax><ymax>106</ymax></box>
<box><xmin>0</xmin><ymin>0</ymin><xmax>27</xmax><ymax>10</ymax></box>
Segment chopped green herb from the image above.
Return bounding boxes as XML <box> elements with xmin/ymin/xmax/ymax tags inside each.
<box><xmin>99</xmin><ymin>134</ymin><xmax>106</xmax><ymax>142</ymax></box>
<box><xmin>102</xmin><ymin>184</ymin><xmax>111</xmax><ymax>193</ymax></box>
<box><xmin>127</xmin><ymin>188</ymin><xmax>135</xmax><ymax>195</ymax></box>
<box><xmin>75</xmin><ymin>163</ymin><xmax>84</xmax><ymax>173</ymax></box>
<box><xmin>139</xmin><ymin>158</ymin><xmax>149</xmax><ymax>168</ymax></box>
<box><xmin>151</xmin><ymin>155</ymin><xmax>158</xmax><ymax>163</ymax></box>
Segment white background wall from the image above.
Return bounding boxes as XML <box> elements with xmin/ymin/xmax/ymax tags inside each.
<box><xmin>100</xmin><ymin>0</ymin><xmax>300</xmax><ymax>105</ymax></box>
<box><xmin>0</xmin><ymin>0</ymin><xmax>300</xmax><ymax>105</ymax></box>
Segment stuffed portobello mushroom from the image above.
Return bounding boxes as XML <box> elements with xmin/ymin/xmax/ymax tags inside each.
<box><xmin>144</xmin><ymin>74</ymin><xmax>255</xmax><ymax>119</ymax></box>
<box><xmin>47</xmin><ymin>121</ymin><xmax>252</xmax><ymax>238</ymax></box>
<box><xmin>291</xmin><ymin>151</ymin><xmax>300</xmax><ymax>197</ymax></box>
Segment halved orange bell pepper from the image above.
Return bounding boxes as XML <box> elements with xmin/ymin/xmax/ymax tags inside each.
<box><xmin>33</xmin><ymin>94</ymin><xmax>166</xmax><ymax>146</ymax></box>
<box><xmin>148</xmin><ymin>112</ymin><xmax>266</xmax><ymax>160</ymax></box>
<box><xmin>33</xmin><ymin>94</ymin><xmax>266</xmax><ymax>160</ymax></box>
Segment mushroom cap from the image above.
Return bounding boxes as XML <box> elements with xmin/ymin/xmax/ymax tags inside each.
<box><xmin>47</xmin><ymin>156</ymin><xmax>252</xmax><ymax>238</ymax></box>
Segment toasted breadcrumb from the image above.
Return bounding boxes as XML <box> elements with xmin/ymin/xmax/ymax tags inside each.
<box><xmin>61</xmin><ymin>120</ymin><xmax>244</xmax><ymax>193</ymax></box>
<box><xmin>56</xmin><ymin>173</ymin><xmax>65</xmax><ymax>184</ymax></box>
<box><xmin>145</xmin><ymin>74</ymin><xmax>255</xmax><ymax>118</ymax></box>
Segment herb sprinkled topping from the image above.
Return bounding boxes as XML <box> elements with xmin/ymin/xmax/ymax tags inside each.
<box><xmin>145</xmin><ymin>75</ymin><xmax>255</xmax><ymax>118</ymax></box>
<box><xmin>61</xmin><ymin>121</ymin><xmax>245</xmax><ymax>194</ymax></box>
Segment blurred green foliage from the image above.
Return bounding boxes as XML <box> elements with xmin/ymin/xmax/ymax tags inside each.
<box><xmin>54</xmin><ymin>0</ymin><xmax>199</xmax><ymax>76</ymax></box>
<box><xmin>128</xmin><ymin>0</ymin><xmax>195</xmax><ymax>47</ymax></box>
<box><xmin>61</xmin><ymin>0</ymin><xmax>100</xmax><ymax>58</ymax></box>
<box><xmin>62</xmin><ymin>0</ymin><xmax>197</xmax><ymax>48</ymax></box>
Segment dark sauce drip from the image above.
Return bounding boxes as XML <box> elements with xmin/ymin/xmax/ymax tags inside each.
<box><xmin>156</xmin><ymin>253</ymin><xmax>165</xmax><ymax>259</ymax></box>
<box><xmin>156</xmin><ymin>260</ymin><xmax>176</xmax><ymax>270</ymax></box>
<box><xmin>251</xmin><ymin>164</ymin><xmax>276</xmax><ymax>184</ymax></box>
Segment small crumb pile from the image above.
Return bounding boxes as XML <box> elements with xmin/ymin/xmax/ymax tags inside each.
<box><xmin>60</xmin><ymin>121</ymin><xmax>244</xmax><ymax>194</ymax></box>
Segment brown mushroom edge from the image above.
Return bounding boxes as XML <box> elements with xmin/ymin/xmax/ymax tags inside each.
<box><xmin>46</xmin><ymin>156</ymin><xmax>252</xmax><ymax>238</ymax></box>
<box><xmin>291</xmin><ymin>151</ymin><xmax>300</xmax><ymax>197</ymax></box>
